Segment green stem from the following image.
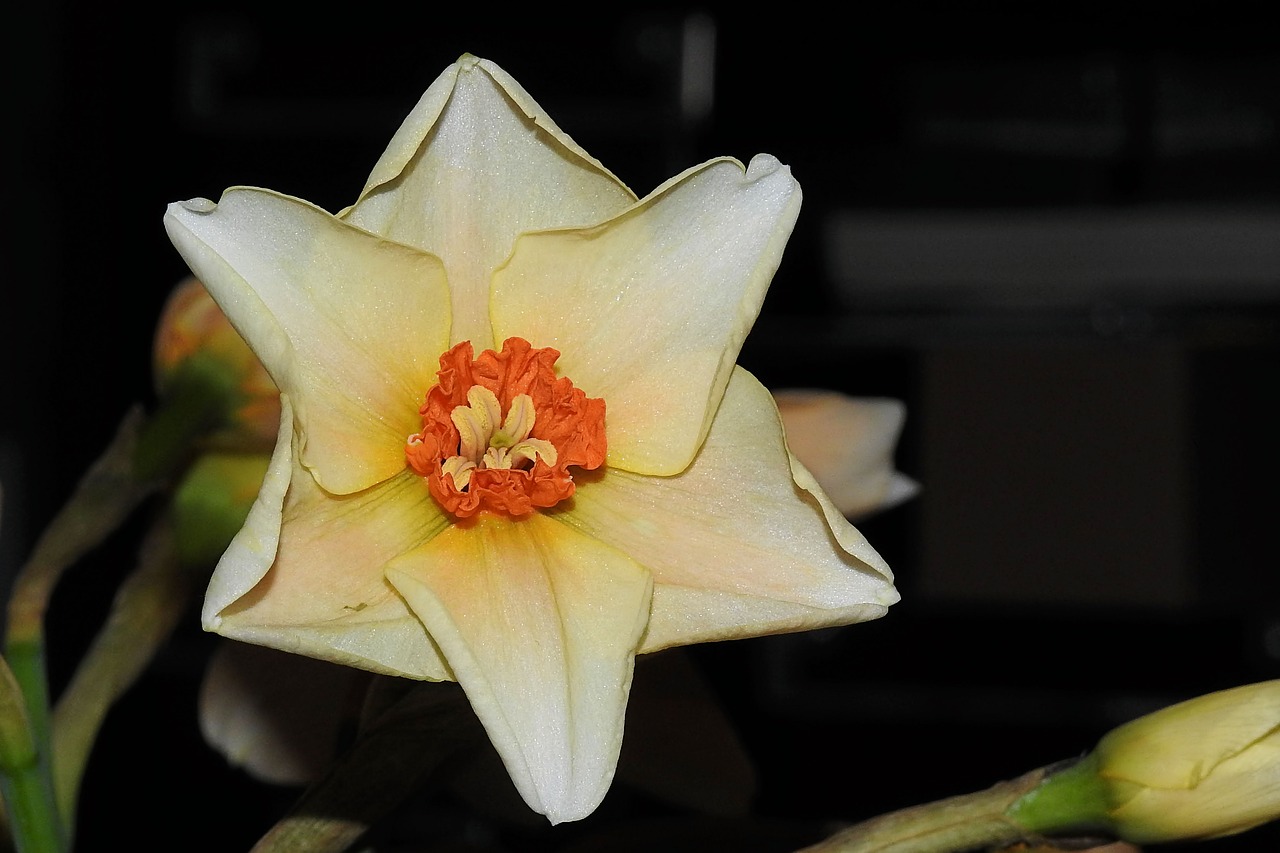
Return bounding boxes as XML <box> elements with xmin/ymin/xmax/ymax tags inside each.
<box><xmin>3</xmin><ymin>408</ymin><xmax>152</xmax><ymax>849</ymax></box>
<box><xmin>0</xmin><ymin>765</ymin><xmax>63</xmax><ymax>853</ymax></box>
<box><xmin>251</xmin><ymin>683</ymin><xmax>483</xmax><ymax>853</ymax></box>
<box><xmin>0</xmin><ymin>645</ymin><xmax>47</xmax><ymax>793</ymax></box>
<box><xmin>50</xmin><ymin>518</ymin><xmax>192</xmax><ymax>829</ymax></box>
<box><xmin>5</xmin><ymin>407</ymin><xmax>152</xmax><ymax>644</ymax></box>
<box><xmin>1004</xmin><ymin>753</ymin><xmax>1113</xmax><ymax>837</ymax></box>
<box><xmin>0</xmin><ymin>656</ymin><xmax>64</xmax><ymax>853</ymax></box>
<box><xmin>794</xmin><ymin>770</ymin><xmax>1048</xmax><ymax>853</ymax></box>
<box><xmin>2</xmin><ymin>361</ymin><xmax>232</xmax><ymax>847</ymax></box>
<box><xmin>0</xmin><ymin>348</ymin><xmax>241</xmax><ymax>845</ymax></box>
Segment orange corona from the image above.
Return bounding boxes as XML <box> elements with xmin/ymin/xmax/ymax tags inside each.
<box><xmin>407</xmin><ymin>337</ymin><xmax>606</xmax><ymax>517</ymax></box>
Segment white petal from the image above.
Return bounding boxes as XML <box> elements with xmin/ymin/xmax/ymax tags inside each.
<box><xmin>342</xmin><ymin>55</ymin><xmax>636</xmax><ymax>349</ymax></box>
<box><xmin>492</xmin><ymin>155</ymin><xmax>801</xmax><ymax>476</ymax></box>
<box><xmin>558</xmin><ymin>367</ymin><xmax>897</xmax><ymax>653</ymax></box>
<box><xmin>165</xmin><ymin>188</ymin><xmax>451</xmax><ymax>494</ymax></box>
<box><xmin>773</xmin><ymin>391</ymin><xmax>919</xmax><ymax>520</ymax></box>
<box><xmin>206</xmin><ymin>402</ymin><xmax>451</xmax><ymax>680</ymax></box>
<box><xmin>202</xmin><ymin>394</ymin><xmax>294</xmax><ymax>626</ymax></box>
<box><xmin>386</xmin><ymin>513</ymin><xmax>652</xmax><ymax>823</ymax></box>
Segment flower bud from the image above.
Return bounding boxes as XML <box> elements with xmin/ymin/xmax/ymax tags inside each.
<box><xmin>1008</xmin><ymin>680</ymin><xmax>1280</xmax><ymax>844</ymax></box>
<box><xmin>1094</xmin><ymin>679</ymin><xmax>1280</xmax><ymax>843</ymax></box>
<box><xmin>152</xmin><ymin>276</ymin><xmax>280</xmax><ymax>452</ymax></box>
<box><xmin>171</xmin><ymin>452</ymin><xmax>273</xmax><ymax>570</ymax></box>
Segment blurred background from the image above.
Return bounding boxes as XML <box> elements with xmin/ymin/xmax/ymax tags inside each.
<box><xmin>4</xmin><ymin>4</ymin><xmax>1279</xmax><ymax>850</ymax></box>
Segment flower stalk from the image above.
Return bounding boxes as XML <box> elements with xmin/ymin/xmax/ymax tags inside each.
<box><xmin>802</xmin><ymin>681</ymin><xmax>1280</xmax><ymax>852</ymax></box>
<box><xmin>4</xmin><ymin>407</ymin><xmax>153</xmax><ymax>711</ymax></box>
<box><xmin>1003</xmin><ymin>754</ymin><xmax>1112</xmax><ymax>838</ymax></box>
<box><xmin>795</xmin><ymin>769</ymin><xmax>1048</xmax><ymax>853</ymax></box>
<box><xmin>250</xmin><ymin>682</ymin><xmax>484</xmax><ymax>853</ymax></box>
<box><xmin>1</xmin><ymin>277</ymin><xmax>281</xmax><ymax>850</ymax></box>
<box><xmin>0</xmin><ymin>655</ymin><xmax>63</xmax><ymax>853</ymax></box>
<box><xmin>49</xmin><ymin>516</ymin><xmax>193</xmax><ymax>826</ymax></box>
<box><xmin>2</xmin><ymin>408</ymin><xmax>154</xmax><ymax>853</ymax></box>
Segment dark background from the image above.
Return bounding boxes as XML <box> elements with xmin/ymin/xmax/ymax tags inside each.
<box><xmin>5</xmin><ymin>4</ymin><xmax>1280</xmax><ymax>850</ymax></box>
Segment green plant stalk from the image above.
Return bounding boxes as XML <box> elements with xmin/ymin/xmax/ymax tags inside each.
<box><xmin>0</xmin><ymin>644</ymin><xmax>48</xmax><ymax>795</ymax></box>
<box><xmin>3</xmin><ymin>408</ymin><xmax>151</xmax><ymax>848</ymax></box>
<box><xmin>50</xmin><ymin>518</ymin><xmax>192</xmax><ymax>830</ymax></box>
<box><xmin>0</xmin><ymin>765</ymin><xmax>63</xmax><ymax>853</ymax></box>
<box><xmin>794</xmin><ymin>769</ymin><xmax>1048</xmax><ymax>853</ymax></box>
<box><xmin>1005</xmin><ymin>753</ymin><xmax>1113</xmax><ymax>837</ymax></box>
<box><xmin>3</xmin><ymin>355</ymin><xmax>239</xmax><ymax>847</ymax></box>
<box><xmin>796</xmin><ymin>753</ymin><xmax>1126</xmax><ymax>853</ymax></box>
<box><xmin>0</xmin><ymin>656</ymin><xmax>63</xmax><ymax>853</ymax></box>
<box><xmin>252</xmin><ymin>683</ymin><xmax>484</xmax><ymax>853</ymax></box>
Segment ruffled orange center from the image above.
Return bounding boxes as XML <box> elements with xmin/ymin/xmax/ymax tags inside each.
<box><xmin>406</xmin><ymin>337</ymin><xmax>606</xmax><ymax>518</ymax></box>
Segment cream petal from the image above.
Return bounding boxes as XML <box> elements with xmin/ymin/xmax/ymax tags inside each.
<box><xmin>557</xmin><ymin>367</ymin><xmax>897</xmax><ymax>653</ymax></box>
<box><xmin>773</xmin><ymin>390</ymin><xmax>920</xmax><ymax>520</ymax></box>
<box><xmin>206</xmin><ymin>411</ymin><xmax>451</xmax><ymax>680</ymax></box>
<box><xmin>386</xmin><ymin>513</ymin><xmax>652</xmax><ymax>824</ymax></box>
<box><xmin>342</xmin><ymin>55</ymin><xmax>637</xmax><ymax>350</ymax></box>
<box><xmin>202</xmin><ymin>394</ymin><xmax>294</xmax><ymax>626</ymax></box>
<box><xmin>492</xmin><ymin>155</ymin><xmax>801</xmax><ymax>476</ymax></box>
<box><xmin>165</xmin><ymin>188</ymin><xmax>451</xmax><ymax>494</ymax></box>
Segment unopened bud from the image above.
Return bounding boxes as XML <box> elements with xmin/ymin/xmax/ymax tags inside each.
<box><xmin>1095</xmin><ymin>679</ymin><xmax>1280</xmax><ymax>843</ymax></box>
<box><xmin>1008</xmin><ymin>680</ymin><xmax>1280</xmax><ymax>844</ymax></box>
<box><xmin>172</xmin><ymin>452</ymin><xmax>272</xmax><ymax>569</ymax></box>
<box><xmin>152</xmin><ymin>276</ymin><xmax>280</xmax><ymax>452</ymax></box>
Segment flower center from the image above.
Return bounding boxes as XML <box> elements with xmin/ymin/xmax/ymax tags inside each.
<box><xmin>406</xmin><ymin>337</ymin><xmax>606</xmax><ymax>518</ymax></box>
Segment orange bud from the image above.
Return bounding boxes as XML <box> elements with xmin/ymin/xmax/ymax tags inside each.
<box><xmin>152</xmin><ymin>277</ymin><xmax>280</xmax><ymax>452</ymax></box>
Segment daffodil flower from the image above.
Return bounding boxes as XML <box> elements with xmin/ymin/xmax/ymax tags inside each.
<box><xmin>164</xmin><ymin>55</ymin><xmax>897</xmax><ymax>823</ymax></box>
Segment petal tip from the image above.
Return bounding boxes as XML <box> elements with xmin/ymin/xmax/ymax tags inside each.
<box><xmin>884</xmin><ymin>473</ymin><xmax>921</xmax><ymax>507</ymax></box>
<box><xmin>745</xmin><ymin>153</ymin><xmax>785</xmax><ymax>181</ymax></box>
<box><xmin>543</xmin><ymin>800</ymin><xmax>599</xmax><ymax>826</ymax></box>
<box><xmin>177</xmin><ymin>197</ymin><xmax>218</xmax><ymax>214</ymax></box>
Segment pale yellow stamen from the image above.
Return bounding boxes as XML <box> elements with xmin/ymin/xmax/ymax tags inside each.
<box><xmin>452</xmin><ymin>386</ymin><xmax>502</xmax><ymax>462</ymax></box>
<box><xmin>442</xmin><ymin>386</ymin><xmax>558</xmax><ymax>490</ymax></box>
<box><xmin>441</xmin><ymin>456</ymin><xmax>478</xmax><ymax>491</ymax></box>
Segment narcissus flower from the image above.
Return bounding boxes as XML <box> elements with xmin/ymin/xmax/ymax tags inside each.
<box><xmin>164</xmin><ymin>55</ymin><xmax>897</xmax><ymax>823</ymax></box>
